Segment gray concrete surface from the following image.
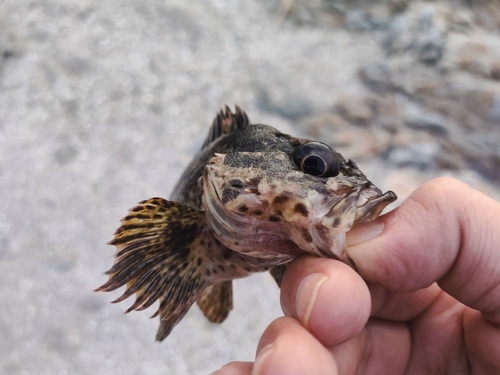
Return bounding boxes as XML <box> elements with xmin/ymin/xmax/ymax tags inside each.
<box><xmin>0</xmin><ymin>1</ymin><xmax>499</xmax><ymax>374</ymax></box>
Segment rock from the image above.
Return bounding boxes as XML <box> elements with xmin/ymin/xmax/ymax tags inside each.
<box><xmin>448</xmin><ymin>8</ymin><xmax>475</xmax><ymax>32</ymax></box>
<box><xmin>387</xmin><ymin>142</ymin><xmax>442</xmax><ymax>169</ymax></box>
<box><xmin>387</xmin><ymin>0</ymin><xmax>410</xmax><ymax>14</ymax></box>
<box><xmin>445</xmin><ymin>34</ymin><xmax>500</xmax><ymax>80</ymax></box>
<box><xmin>362</xmin><ymin>57</ymin><xmax>445</xmax><ymax>97</ymax></box>
<box><xmin>353</xmin><ymin>1</ymin><xmax>500</xmax><ymax>183</ymax></box>
<box><xmin>471</xmin><ymin>0</ymin><xmax>500</xmax><ymax>31</ymax></box>
<box><xmin>276</xmin><ymin>0</ymin><xmax>344</xmax><ymax>28</ymax></box>
<box><xmin>335</xmin><ymin>95</ymin><xmax>375</xmax><ymax>124</ymax></box>
<box><xmin>359</xmin><ymin>60</ymin><xmax>392</xmax><ymax>89</ymax></box>
<box><xmin>422</xmin><ymin>73</ymin><xmax>500</xmax><ymax>126</ymax></box>
<box><xmin>383</xmin><ymin>3</ymin><xmax>448</xmax><ymax>64</ymax></box>
<box><xmin>344</xmin><ymin>5</ymin><xmax>391</xmax><ymax>31</ymax></box>
<box><xmin>403</xmin><ymin>107</ymin><xmax>450</xmax><ymax>137</ymax></box>
<box><xmin>382</xmin><ymin>13</ymin><xmax>411</xmax><ymax>53</ymax></box>
<box><xmin>303</xmin><ymin>111</ymin><xmax>392</xmax><ymax>160</ymax></box>
<box><xmin>416</xmin><ymin>6</ymin><xmax>446</xmax><ymax>63</ymax></box>
<box><xmin>255</xmin><ymin>84</ymin><xmax>314</xmax><ymax>119</ymax></box>
<box><xmin>344</xmin><ymin>9</ymin><xmax>372</xmax><ymax>31</ymax></box>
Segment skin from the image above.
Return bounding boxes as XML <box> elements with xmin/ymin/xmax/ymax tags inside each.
<box><xmin>212</xmin><ymin>177</ymin><xmax>500</xmax><ymax>375</ymax></box>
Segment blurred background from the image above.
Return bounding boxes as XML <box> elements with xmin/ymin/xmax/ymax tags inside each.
<box><xmin>0</xmin><ymin>0</ymin><xmax>499</xmax><ymax>374</ymax></box>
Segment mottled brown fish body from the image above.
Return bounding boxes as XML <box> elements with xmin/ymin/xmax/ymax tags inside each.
<box><xmin>96</xmin><ymin>106</ymin><xmax>396</xmax><ymax>341</ymax></box>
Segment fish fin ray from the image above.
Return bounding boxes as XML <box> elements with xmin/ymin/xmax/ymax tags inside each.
<box><xmin>201</xmin><ymin>105</ymin><xmax>251</xmax><ymax>149</ymax></box>
<box><xmin>196</xmin><ymin>281</ymin><xmax>233</xmax><ymax>323</ymax></box>
<box><xmin>156</xmin><ymin>305</ymin><xmax>191</xmax><ymax>341</ymax></box>
<box><xmin>96</xmin><ymin>198</ymin><xmax>208</xmax><ymax>339</ymax></box>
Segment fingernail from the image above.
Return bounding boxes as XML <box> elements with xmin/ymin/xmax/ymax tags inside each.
<box><xmin>295</xmin><ymin>273</ymin><xmax>328</xmax><ymax>328</ymax></box>
<box><xmin>346</xmin><ymin>220</ymin><xmax>384</xmax><ymax>247</ymax></box>
<box><xmin>252</xmin><ymin>343</ymin><xmax>275</xmax><ymax>375</ymax></box>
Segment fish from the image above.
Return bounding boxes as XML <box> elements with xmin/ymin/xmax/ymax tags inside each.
<box><xmin>96</xmin><ymin>106</ymin><xmax>397</xmax><ymax>341</ymax></box>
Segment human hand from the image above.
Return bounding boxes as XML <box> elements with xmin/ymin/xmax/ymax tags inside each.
<box><xmin>213</xmin><ymin>177</ymin><xmax>500</xmax><ymax>375</ymax></box>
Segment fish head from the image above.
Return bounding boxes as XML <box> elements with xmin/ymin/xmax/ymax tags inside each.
<box><xmin>202</xmin><ymin>134</ymin><xmax>396</xmax><ymax>264</ymax></box>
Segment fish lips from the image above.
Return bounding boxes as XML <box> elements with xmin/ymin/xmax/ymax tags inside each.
<box><xmin>322</xmin><ymin>188</ymin><xmax>397</xmax><ymax>231</ymax></box>
<box><xmin>354</xmin><ymin>190</ymin><xmax>397</xmax><ymax>222</ymax></box>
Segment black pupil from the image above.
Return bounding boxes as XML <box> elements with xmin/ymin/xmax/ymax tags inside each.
<box><xmin>302</xmin><ymin>155</ymin><xmax>326</xmax><ymax>176</ymax></box>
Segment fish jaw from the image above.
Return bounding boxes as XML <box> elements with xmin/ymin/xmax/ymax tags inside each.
<box><xmin>202</xmin><ymin>154</ymin><xmax>397</xmax><ymax>264</ymax></box>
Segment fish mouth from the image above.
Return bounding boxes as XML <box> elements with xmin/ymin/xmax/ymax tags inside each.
<box><xmin>354</xmin><ymin>190</ymin><xmax>397</xmax><ymax>222</ymax></box>
<box><xmin>322</xmin><ymin>189</ymin><xmax>397</xmax><ymax>231</ymax></box>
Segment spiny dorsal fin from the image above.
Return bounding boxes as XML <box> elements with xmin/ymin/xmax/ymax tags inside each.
<box><xmin>196</xmin><ymin>281</ymin><xmax>233</xmax><ymax>323</ymax></box>
<box><xmin>95</xmin><ymin>198</ymin><xmax>208</xmax><ymax>337</ymax></box>
<box><xmin>201</xmin><ymin>105</ymin><xmax>251</xmax><ymax>150</ymax></box>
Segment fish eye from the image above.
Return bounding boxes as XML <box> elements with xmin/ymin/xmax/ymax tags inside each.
<box><xmin>293</xmin><ymin>142</ymin><xmax>341</xmax><ymax>177</ymax></box>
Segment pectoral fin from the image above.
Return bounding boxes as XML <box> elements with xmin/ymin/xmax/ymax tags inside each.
<box><xmin>95</xmin><ymin>197</ymin><xmax>208</xmax><ymax>339</ymax></box>
<box><xmin>156</xmin><ymin>305</ymin><xmax>191</xmax><ymax>342</ymax></box>
<box><xmin>196</xmin><ymin>281</ymin><xmax>233</xmax><ymax>323</ymax></box>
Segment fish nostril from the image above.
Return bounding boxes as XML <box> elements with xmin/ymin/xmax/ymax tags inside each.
<box><xmin>229</xmin><ymin>179</ymin><xmax>245</xmax><ymax>189</ymax></box>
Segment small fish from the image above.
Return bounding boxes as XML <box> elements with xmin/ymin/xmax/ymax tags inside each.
<box><xmin>96</xmin><ymin>106</ymin><xmax>396</xmax><ymax>341</ymax></box>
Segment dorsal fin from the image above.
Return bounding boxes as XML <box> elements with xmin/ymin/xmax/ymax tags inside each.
<box><xmin>201</xmin><ymin>105</ymin><xmax>251</xmax><ymax>150</ymax></box>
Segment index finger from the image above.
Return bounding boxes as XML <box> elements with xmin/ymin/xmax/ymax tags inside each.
<box><xmin>349</xmin><ymin>177</ymin><xmax>500</xmax><ymax>324</ymax></box>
